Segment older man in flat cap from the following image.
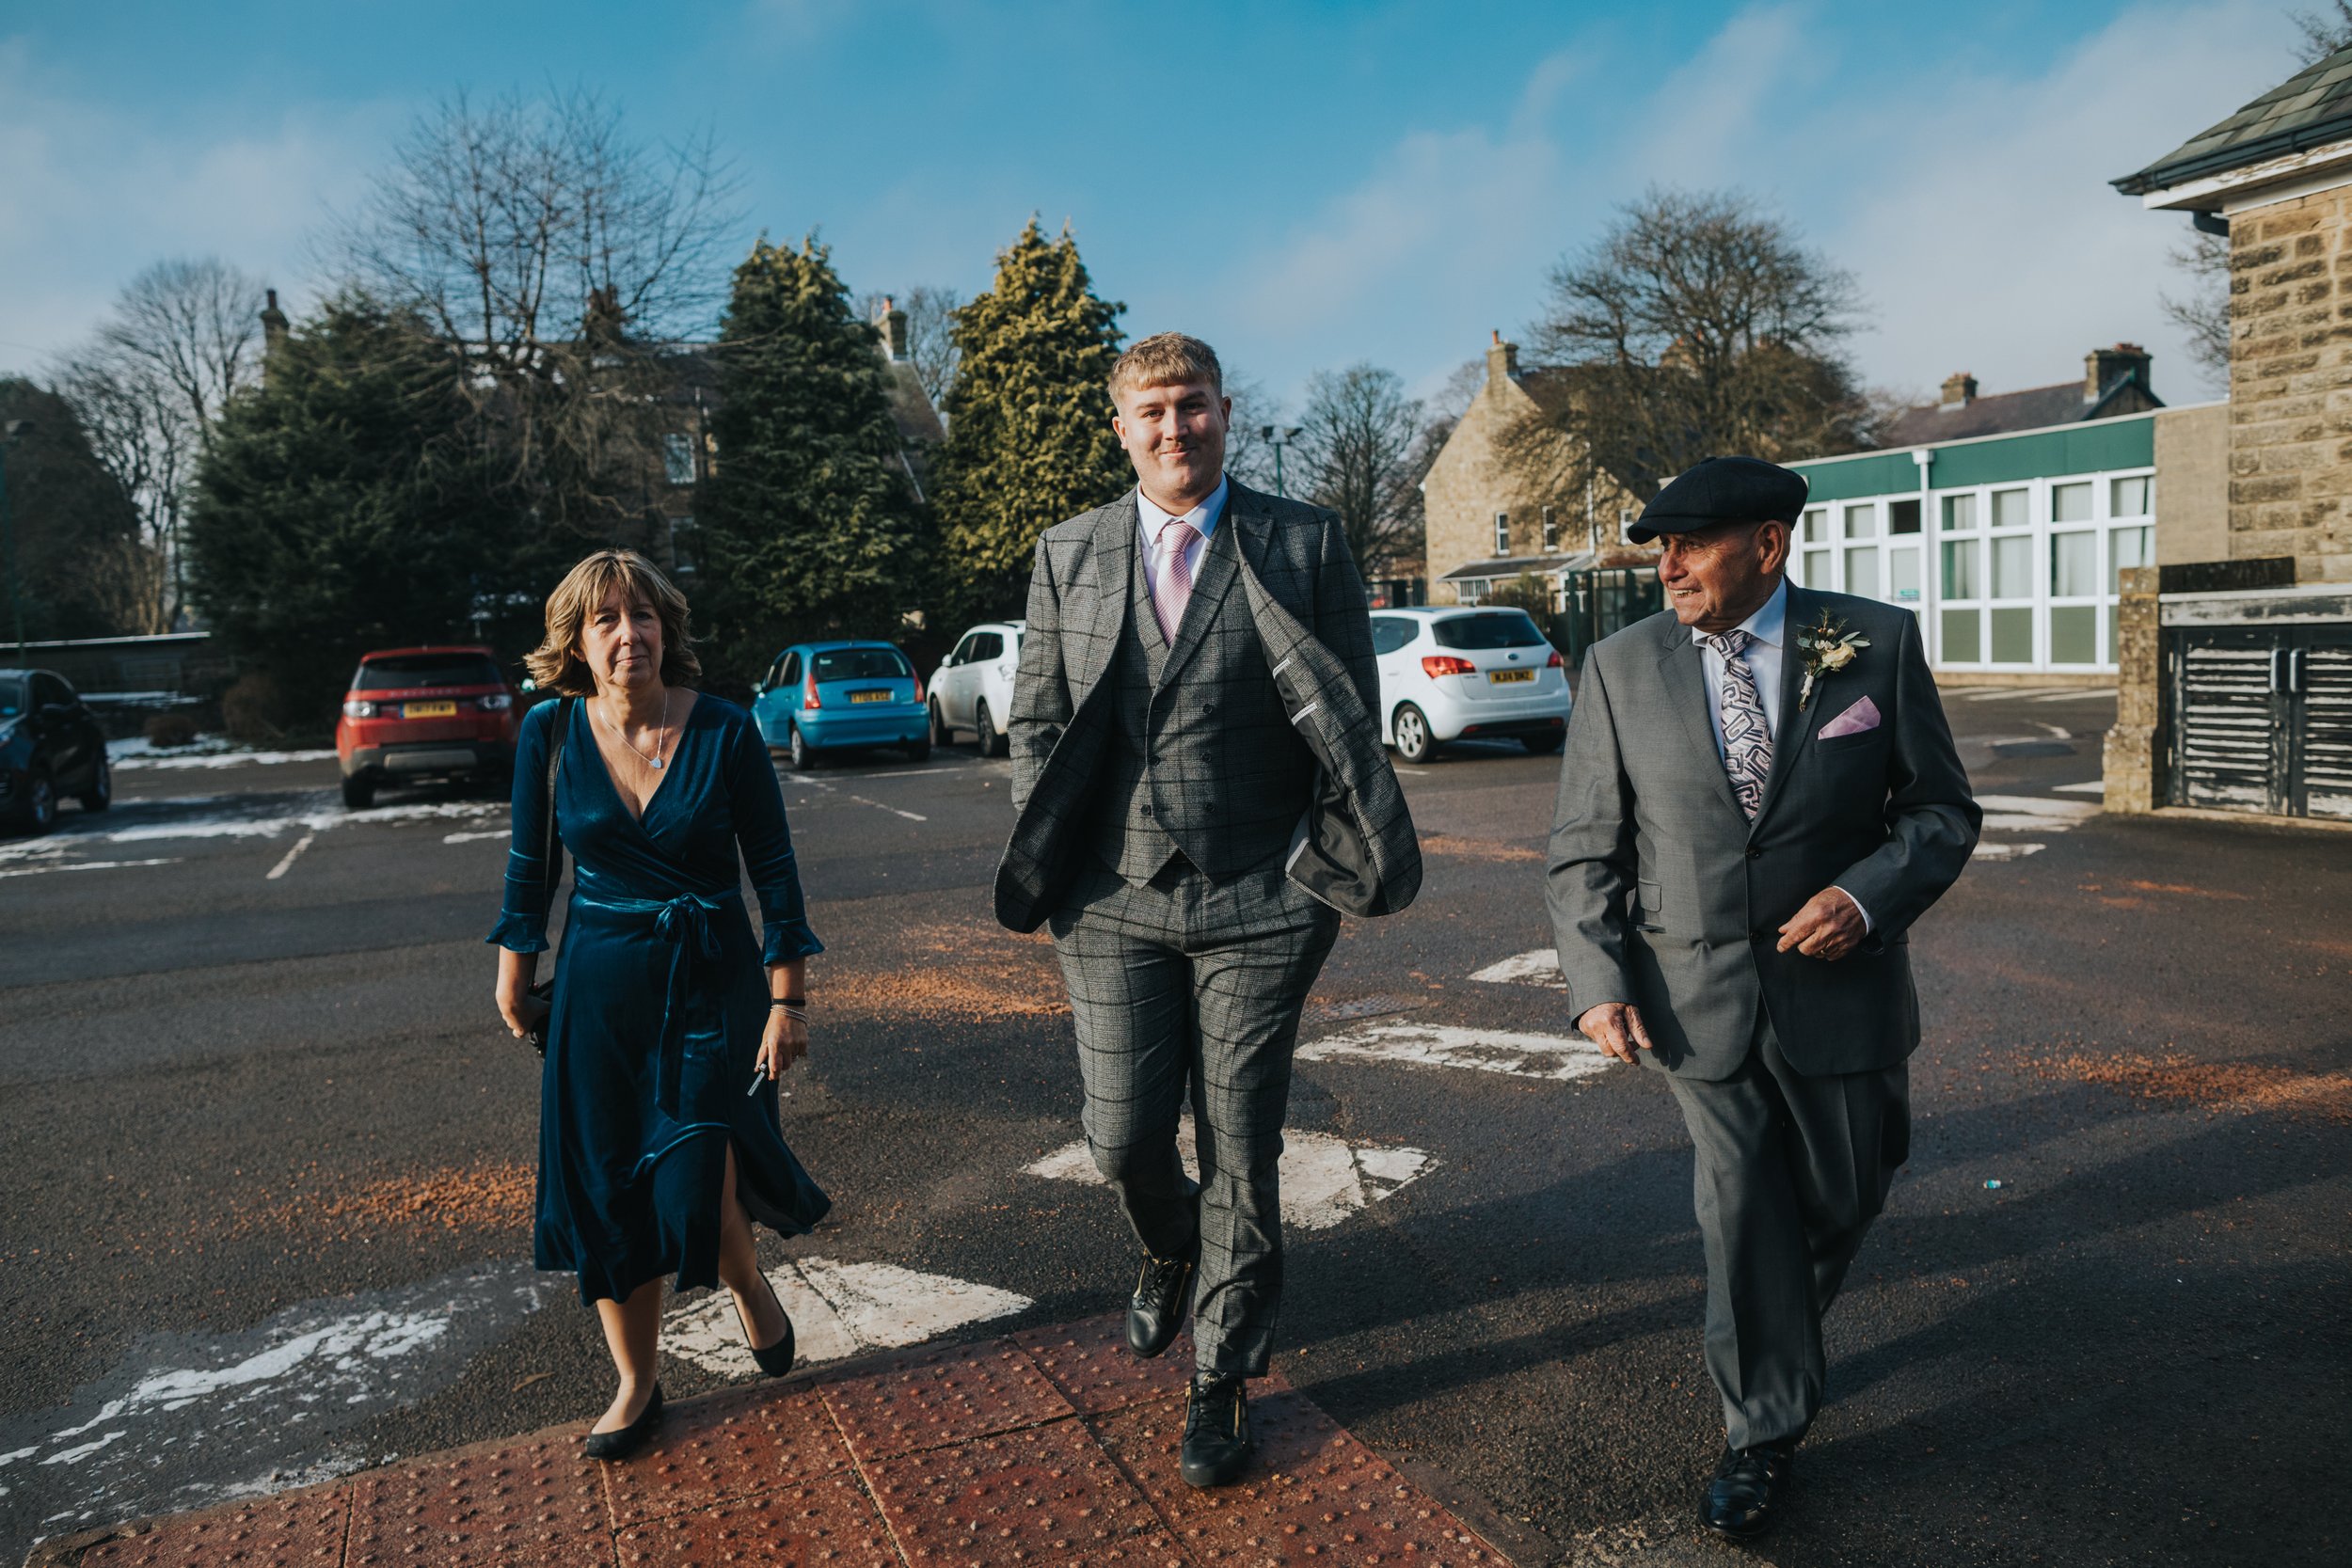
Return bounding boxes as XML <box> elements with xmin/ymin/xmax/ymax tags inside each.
<box><xmin>1546</xmin><ymin>455</ymin><xmax>1979</xmax><ymax>1540</ymax></box>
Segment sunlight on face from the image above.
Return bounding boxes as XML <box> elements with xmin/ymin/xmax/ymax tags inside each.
<box><xmin>1111</xmin><ymin>378</ymin><xmax>1231</xmax><ymax>508</ymax></box>
<box><xmin>1656</xmin><ymin>521</ymin><xmax>1788</xmax><ymax>633</ymax></box>
<box><xmin>578</xmin><ymin>583</ymin><xmax>665</xmax><ymax>691</ymax></box>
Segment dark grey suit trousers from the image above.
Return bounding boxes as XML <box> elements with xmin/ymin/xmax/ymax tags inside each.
<box><xmin>1048</xmin><ymin>855</ymin><xmax>1340</xmax><ymax>1378</ymax></box>
<box><xmin>1665</xmin><ymin>1014</ymin><xmax>1910</xmax><ymax>1449</ymax></box>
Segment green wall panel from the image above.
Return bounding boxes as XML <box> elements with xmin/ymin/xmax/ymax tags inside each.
<box><xmin>1792</xmin><ymin>451</ymin><xmax>1915</xmax><ymax>503</ymax></box>
<box><xmin>1789</xmin><ymin>414</ymin><xmax>2155</xmax><ymax>502</ymax></box>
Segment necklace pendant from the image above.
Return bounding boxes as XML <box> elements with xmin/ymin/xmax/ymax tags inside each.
<box><xmin>649</xmin><ymin>756</ymin><xmax>663</xmax><ymax>768</ymax></box>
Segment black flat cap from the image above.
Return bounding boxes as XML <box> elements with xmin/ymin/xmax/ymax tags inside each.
<box><xmin>1628</xmin><ymin>455</ymin><xmax>1808</xmax><ymax>543</ymax></box>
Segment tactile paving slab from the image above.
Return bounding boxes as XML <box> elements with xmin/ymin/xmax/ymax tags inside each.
<box><xmin>81</xmin><ymin>1489</ymin><xmax>350</xmax><ymax>1566</ymax></box>
<box><xmin>1011</xmin><ymin>1315</ymin><xmax>1196</xmax><ymax>1417</ymax></box>
<box><xmin>1093</xmin><ymin>1389</ymin><xmax>1506</xmax><ymax>1565</ymax></box>
<box><xmin>818</xmin><ymin>1338</ymin><xmax>1075</xmax><ymax>1464</ymax></box>
<box><xmin>612</xmin><ymin>1473</ymin><xmax>898</xmax><ymax>1566</ymax></box>
<box><xmin>603</xmin><ymin>1383</ymin><xmax>854</xmax><ymax>1528</ymax></box>
<box><xmin>346</xmin><ymin>1429</ymin><xmax>612</xmax><ymax>1565</ymax></box>
<box><xmin>861</xmin><ymin>1417</ymin><xmax>1178</xmax><ymax>1566</ymax></box>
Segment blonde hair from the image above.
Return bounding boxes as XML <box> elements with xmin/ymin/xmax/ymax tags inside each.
<box><xmin>525</xmin><ymin>548</ymin><xmax>702</xmax><ymax>696</ymax></box>
<box><xmin>1108</xmin><ymin>332</ymin><xmax>1223</xmax><ymax>403</ymax></box>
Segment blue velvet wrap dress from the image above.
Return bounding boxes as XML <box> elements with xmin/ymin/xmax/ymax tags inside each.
<box><xmin>488</xmin><ymin>693</ymin><xmax>829</xmax><ymax>1306</ymax></box>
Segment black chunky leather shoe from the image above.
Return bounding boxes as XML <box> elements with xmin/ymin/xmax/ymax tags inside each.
<box><xmin>1702</xmin><ymin>1439</ymin><xmax>1793</xmax><ymax>1541</ymax></box>
<box><xmin>583</xmin><ymin>1383</ymin><xmax>663</xmax><ymax>1461</ymax></box>
<box><xmin>1180</xmin><ymin>1372</ymin><xmax>1252</xmax><ymax>1489</ymax></box>
<box><xmin>734</xmin><ymin>1271</ymin><xmax>796</xmax><ymax>1378</ymax></box>
<box><xmin>1125</xmin><ymin>1243</ymin><xmax>1197</xmax><ymax>1358</ymax></box>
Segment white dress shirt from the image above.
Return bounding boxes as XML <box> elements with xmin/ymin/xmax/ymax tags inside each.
<box><xmin>1136</xmin><ymin>476</ymin><xmax>1228</xmax><ymax>598</ymax></box>
<box><xmin>1692</xmin><ymin>578</ymin><xmax>1871</xmax><ymax>932</ymax></box>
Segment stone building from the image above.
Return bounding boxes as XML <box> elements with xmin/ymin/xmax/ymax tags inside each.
<box><xmin>2106</xmin><ymin>43</ymin><xmax>2352</xmax><ymax>823</ymax></box>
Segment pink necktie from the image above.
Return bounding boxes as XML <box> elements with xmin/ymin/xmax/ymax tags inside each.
<box><xmin>1152</xmin><ymin>519</ymin><xmax>1199</xmax><ymax>644</ymax></box>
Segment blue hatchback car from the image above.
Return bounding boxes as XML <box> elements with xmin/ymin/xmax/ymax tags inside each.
<box><xmin>751</xmin><ymin>641</ymin><xmax>930</xmax><ymax>769</ymax></box>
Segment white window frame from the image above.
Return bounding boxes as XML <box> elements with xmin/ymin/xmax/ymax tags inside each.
<box><xmin>1492</xmin><ymin>512</ymin><xmax>1510</xmax><ymax>557</ymax></box>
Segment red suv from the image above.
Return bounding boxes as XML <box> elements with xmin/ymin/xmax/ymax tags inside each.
<box><xmin>336</xmin><ymin>646</ymin><xmax>520</xmax><ymax>809</ymax></box>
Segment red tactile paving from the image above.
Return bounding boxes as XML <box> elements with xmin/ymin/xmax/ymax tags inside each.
<box><xmin>612</xmin><ymin>1473</ymin><xmax>899</xmax><ymax>1566</ymax></box>
<box><xmin>818</xmin><ymin>1338</ymin><xmax>1076</xmax><ymax>1465</ymax></box>
<box><xmin>1092</xmin><ymin>1389</ymin><xmax>1507</xmax><ymax>1566</ymax></box>
<box><xmin>602</xmin><ymin>1383</ymin><xmax>853</xmax><ymax>1528</ymax></box>
<box><xmin>80</xmin><ymin>1489</ymin><xmax>350</xmax><ymax>1566</ymax></box>
<box><xmin>1011</xmin><ymin>1315</ymin><xmax>1196</xmax><ymax>1417</ymax></box>
<box><xmin>861</xmin><ymin>1418</ymin><xmax>1179</xmax><ymax>1567</ymax></box>
<box><xmin>346</xmin><ymin>1429</ymin><xmax>613</xmax><ymax>1565</ymax></box>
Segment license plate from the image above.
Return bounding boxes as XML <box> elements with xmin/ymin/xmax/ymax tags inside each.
<box><xmin>849</xmin><ymin>689</ymin><xmax>891</xmax><ymax>705</ymax></box>
<box><xmin>1488</xmin><ymin>669</ymin><xmax>1534</xmax><ymax>685</ymax></box>
<box><xmin>404</xmin><ymin>700</ymin><xmax>458</xmax><ymax>718</ymax></box>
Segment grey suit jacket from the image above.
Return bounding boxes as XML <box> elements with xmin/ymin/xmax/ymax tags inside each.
<box><xmin>994</xmin><ymin>480</ymin><xmax>1422</xmax><ymax>931</ymax></box>
<box><xmin>1546</xmin><ymin>585</ymin><xmax>1979</xmax><ymax>1080</ymax></box>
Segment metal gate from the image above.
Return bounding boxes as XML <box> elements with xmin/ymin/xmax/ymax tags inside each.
<box><xmin>2166</xmin><ymin>625</ymin><xmax>2352</xmax><ymax>819</ymax></box>
<box><xmin>1556</xmin><ymin>567</ymin><xmax>1665</xmax><ymax>663</ymax></box>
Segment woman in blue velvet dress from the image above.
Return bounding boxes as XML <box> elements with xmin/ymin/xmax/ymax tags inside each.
<box><xmin>490</xmin><ymin>548</ymin><xmax>825</xmax><ymax>1459</ymax></box>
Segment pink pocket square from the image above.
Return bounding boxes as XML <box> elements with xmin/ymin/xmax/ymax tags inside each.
<box><xmin>1819</xmin><ymin>695</ymin><xmax>1882</xmax><ymax>738</ymax></box>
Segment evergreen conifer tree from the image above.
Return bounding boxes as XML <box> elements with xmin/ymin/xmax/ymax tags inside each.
<box><xmin>696</xmin><ymin>237</ymin><xmax>929</xmax><ymax>675</ymax></box>
<box><xmin>934</xmin><ymin>220</ymin><xmax>1126</xmax><ymax>618</ymax></box>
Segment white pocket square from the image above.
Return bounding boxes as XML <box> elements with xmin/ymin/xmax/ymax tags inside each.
<box><xmin>1818</xmin><ymin>695</ymin><xmax>1881</xmax><ymax>739</ymax></box>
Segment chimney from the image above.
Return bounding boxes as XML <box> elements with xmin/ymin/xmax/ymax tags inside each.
<box><xmin>1486</xmin><ymin>329</ymin><xmax>1519</xmax><ymax>387</ymax></box>
<box><xmin>876</xmin><ymin>295</ymin><xmax>910</xmax><ymax>361</ymax></box>
<box><xmin>1939</xmin><ymin>372</ymin><xmax>1977</xmax><ymax>409</ymax></box>
<box><xmin>2085</xmin><ymin>342</ymin><xmax>2151</xmax><ymax>404</ymax></box>
<box><xmin>259</xmin><ymin>289</ymin><xmax>290</xmax><ymax>385</ymax></box>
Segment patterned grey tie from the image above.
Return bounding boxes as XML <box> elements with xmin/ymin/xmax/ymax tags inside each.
<box><xmin>1702</xmin><ymin>629</ymin><xmax>1772</xmax><ymax>818</ymax></box>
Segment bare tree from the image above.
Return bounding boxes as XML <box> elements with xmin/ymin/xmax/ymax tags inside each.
<box><xmin>1520</xmin><ymin>187</ymin><xmax>1872</xmax><ymax>501</ymax></box>
<box><xmin>860</xmin><ymin>286</ymin><xmax>964</xmax><ymax>409</ymax></box>
<box><xmin>2294</xmin><ymin>2</ymin><xmax>2352</xmax><ymax>61</ymax></box>
<box><xmin>50</xmin><ymin>256</ymin><xmax>265</xmax><ymax>629</ymax></box>
<box><xmin>2160</xmin><ymin>227</ymin><xmax>2233</xmax><ymax>394</ymax></box>
<box><xmin>1215</xmin><ymin>371</ymin><xmax>1288</xmax><ymax>494</ymax></box>
<box><xmin>1295</xmin><ymin>363</ymin><xmax>1429</xmax><ymax>575</ymax></box>
<box><xmin>324</xmin><ymin>87</ymin><xmax>740</xmax><ymax>536</ymax></box>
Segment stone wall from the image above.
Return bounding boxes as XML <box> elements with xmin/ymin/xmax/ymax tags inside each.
<box><xmin>2230</xmin><ymin>189</ymin><xmax>2352</xmax><ymax>581</ymax></box>
<box><xmin>2154</xmin><ymin>402</ymin><xmax>2229</xmax><ymax>564</ymax></box>
<box><xmin>2103</xmin><ymin>564</ymin><xmax>2162</xmax><ymax>813</ymax></box>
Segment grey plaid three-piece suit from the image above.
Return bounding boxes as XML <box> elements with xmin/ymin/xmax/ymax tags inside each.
<box><xmin>995</xmin><ymin>479</ymin><xmax>1419</xmax><ymax>1376</ymax></box>
<box><xmin>1547</xmin><ymin>585</ymin><xmax>1979</xmax><ymax>1447</ymax></box>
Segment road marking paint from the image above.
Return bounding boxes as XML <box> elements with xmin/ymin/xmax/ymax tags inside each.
<box><xmin>107</xmin><ymin>747</ymin><xmax>337</xmax><ymax>771</ymax></box>
<box><xmin>1024</xmin><ymin>1120</ymin><xmax>1435</xmax><ymax>1230</ymax></box>
<box><xmin>0</xmin><ymin>857</ymin><xmax>183</xmax><ymax>880</ymax></box>
<box><xmin>1974</xmin><ymin>794</ymin><xmax>2098</xmax><ymax>833</ymax></box>
<box><xmin>263</xmin><ymin>832</ymin><xmax>317</xmax><ymax>879</ymax></box>
<box><xmin>827</xmin><ymin>765</ymin><xmax>980</xmax><ymax>781</ymax></box>
<box><xmin>662</xmin><ymin>1258</ymin><xmax>1031</xmax><ymax>1379</ymax></box>
<box><xmin>1300</xmin><ymin>1022</ymin><xmax>1612</xmax><ymax>1083</ymax></box>
<box><xmin>1973</xmin><ymin>841</ymin><xmax>2046</xmax><ymax>860</ymax></box>
<box><xmin>1392</xmin><ymin>767</ymin><xmax>1430</xmax><ymax>776</ymax></box>
<box><xmin>2052</xmin><ymin>781</ymin><xmax>2106</xmax><ymax>795</ymax></box>
<box><xmin>845</xmin><ymin>795</ymin><xmax>927</xmax><ymax>822</ymax></box>
<box><xmin>442</xmin><ymin>828</ymin><xmax>510</xmax><ymax>844</ymax></box>
<box><xmin>1470</xmin><ymin>949</ymin><xmax>1565</xmax><ymax>989</ymax></box>
<box><xmin>2035</xmin><ymin>721</ymin><xmax>2073</xmax><ymax>740</ymax></box>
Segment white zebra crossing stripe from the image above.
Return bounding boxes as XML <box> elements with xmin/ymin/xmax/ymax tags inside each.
<box><xmin>1024</xmin><ymin>1121</ymin><xmax>1435</xmax><ymax>1230</ymax></box>
<box><xmin>1972</xmin><ymin>841</ymin><xmax>2046</xmax><ymax>860</ymax></box>
<box><xmin>662</xmin><ymin>1257</ymin><xmax>1031</xmax><ymax>1378</ymax></box>
<box><xmin>1299</xmin><ymin>1022</ymin><xmax>1613</xmax><ymax>1082</ymax></box>
<box><xmin>1469</xmin><ymin>949</ymin><xmax>1565</xmax><ymax>988</ymax></box>
<box><xmin>1975</xmin><ymin>794</ymin><xmax>2099</xmax><ymax>832</ymax></box>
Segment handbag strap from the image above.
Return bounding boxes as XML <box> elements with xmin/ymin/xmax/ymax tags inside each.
<box><xmin>539</xmin><ymin>695</ymin><xmax>577</xmax><ymax>942</ymax></box>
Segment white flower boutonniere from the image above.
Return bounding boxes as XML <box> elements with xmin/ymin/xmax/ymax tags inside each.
<box><xmin>1796</xmin><ymin>609</ymin><xmax>1870</xmax><ymax>709</ymax></box>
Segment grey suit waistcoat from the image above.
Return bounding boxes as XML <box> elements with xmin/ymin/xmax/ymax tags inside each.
<box><xmin>1085</xmin><ymin>516</ymin><xmax>1316</xmax><ymax>885</ymax></box>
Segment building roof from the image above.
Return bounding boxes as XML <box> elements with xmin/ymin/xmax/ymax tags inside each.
<box><xmin>1437</xmin><ymin>551</ymin><xmax>1594</xmax><ymax>582</ymax></box>
<box><xmin>2115</xmin><ymin>44</ymin><xmax>2352</xmax><ymax>196</ymax></box>
<box><xmin>1881</xmin><ymin>373</ymin><xmax>2159</xmax><ymax>448</ymax></box>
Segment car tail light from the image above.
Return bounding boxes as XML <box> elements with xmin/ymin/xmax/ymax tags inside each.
<box><xmin>476</xmin><ymin>692</ymin><xmax>513</xmax><ymax>711</ymax></box>
<box><xmin>912</xmin><ymin>672</ymin><xmax>926</xmax><ymax>704</ymax></box>
<box><xmin>1547</xmin><ymin>648</ymin><xmax>1564</xmax><ymax>669</ymax></box>
<box><xmin>1421</xmin><ymin>655</ymin><xmax>1476</xmax><ymax>678</ymax></box>
<box><xmin>342</xmin><ymin>699</ymin><xmax>377</xmax><ymax>719</ymax></box>
<box><xmin>802</xmin><ymin>670</ymin><xmax>820</xmax><ymax>709</ymax></box>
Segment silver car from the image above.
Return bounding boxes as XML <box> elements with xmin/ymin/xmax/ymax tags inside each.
<box><xmin>928</xmin><ymin>620</ymin><xmax>1025</xmax><ymax>757</ymax></box>
<box><xmin>1368</xmin><ymin>607</ymin><xmax>1571</xmax><ymax>763</ymax></box>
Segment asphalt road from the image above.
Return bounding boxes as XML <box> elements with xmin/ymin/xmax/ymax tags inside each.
<box><xmin>2</xmin><ymin>682</ymin><xmax>2345</xmax><ymax>1567</ymax></box>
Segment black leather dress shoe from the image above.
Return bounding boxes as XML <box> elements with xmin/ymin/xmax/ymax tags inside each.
<box><xmin>1125</xmin><ymin>1243</ymin><xmax>1197</xmax><ymax>1358</ymax></box>
<box><xmin>735</xmin><ymin>1272</ymin><xmax>797</xmax><ymax>1378</ymax></box>
<box><xmin>583</xmin><ymin>1383</ymin><xmax>663</xmax><ymax>1461</ymax></box>
<box><xmin>1703</xmin><ymin>1439</ymin><xmax>1794</xmax><ymax>1541</ymax></box>
<box><xmin>1180</xmin><ymin>1372</ymin><xmax>1252</xmax><ymax>1488</ymax></box>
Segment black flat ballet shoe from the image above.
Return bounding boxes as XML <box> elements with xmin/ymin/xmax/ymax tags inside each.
<box><xmin>583</xmin><ymin>1383</ymin><xmax>663</xmax><ymax>1461</ymax></box>
<box><xmin>1702</xmin><ymin>1438</ymin><xmax>1794</xmax><ymax>1541</ymax></box>
<box><xmin>734</xmin><ymin>1272</ymin><xmax>796</xmax><ymax>1378</ymax></box>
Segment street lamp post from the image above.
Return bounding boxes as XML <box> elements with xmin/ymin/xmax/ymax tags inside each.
<box><xmin>0</xmin><ymin>420</ymin><xmax>31</xmax><ymax>654</ymax></box>
<box><xmin>1259</xmin><ymin>425</ymin><xmax>1303</xmax><ymax>499</ymax></box>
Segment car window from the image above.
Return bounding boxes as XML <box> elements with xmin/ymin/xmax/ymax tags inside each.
<box><xmin>1431</xmin><ymin>611</ymin><xmax>1548</xmax><ymax>651</ymax></box>
<box><xmin>947</xmin><ymin>634</ymin><xmax>977</xmax><ymax>665</ymax></box>
<box><xmin>811</xmin><ymin>647</ymin><xmax>911</xmax><ymax>683</ymax></box>
<box><xmin>780</xmin><ymin>652</ymin><xmax>801</xmax><ymax>687</ymax></box>
<box><xmin>1370</xmin><ymin>617</ymin><xmax>1418</xmax><ymax>656</ymax></box>
<box><xmin>0</xmin><ymin>677</ymin><xmax>22</xmax><ymax>718</ymax></box>
<box><xmin>354</xmin><ymin>654</ymin><xmax>503</xmax><ymax>690</ymax></box>
<box><xmin>31</xmin><ymin>673</ymin><xmax>71</xmax><ymax>709</ymax></box>
<box><xmin>969</xmin><ymin>632</ymin><xmax>1003</xmax><ymax>661</ymax></box>
<box><xmin>763</xmin><ymin>657</ymin><xmax>787</xmax><ymax>690</ymax></box>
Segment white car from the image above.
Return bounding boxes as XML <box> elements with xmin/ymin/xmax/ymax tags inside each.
<box><xmin>928</xmin><ymin>620</ymin><xmax>1025</xmax><ymax>757</ymax></box>
<box><xmin>1368</xmin><ymin>606</ymin><xmax>1571</xmax><ymax>763</ymax></box>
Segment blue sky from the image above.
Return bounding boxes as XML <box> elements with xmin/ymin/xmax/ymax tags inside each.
<box><xmin>0</xmin><ymin>1</ymin><xmax>2304</xmax><ymax>413</ymax></box>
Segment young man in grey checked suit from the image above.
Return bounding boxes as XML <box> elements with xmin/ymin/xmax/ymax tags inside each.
<box><xmin>1548</xmin><ymin>456</ymin><xmax>1979</xmax><ymax>1542</ymax></box>
<box><xmin>995</xmin><ymin>333</ymin><xmax>1419</xmax><ymax>1488</ymax></box>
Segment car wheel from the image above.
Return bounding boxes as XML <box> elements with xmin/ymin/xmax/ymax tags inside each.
<box><xmin>975</xmin><ymin>699</ymin><xmax>1008</xmax><ymax>758</ymax></box>
<box><xmin>787</xmin><ymin>722</ymin><xmax>817</xmax><ymax>770</ymax></box>
<box><xmin>1521</xmin><ymin>732</ymin><xmax>1565</xmax><ymax>755</ymax></box>
<box><xmin>1391</xmin><ymin>704</ymin><xmax>1438</xmax><ymax>765</ymax></box>
<box><xmin>342</xmin><ymin>773</ymin><xmax>376</xmax><ymax>810</ymax></box>
<box><xmin>19</xmin><ymin>770</ymin><xmax>57</xmax><ymax>834</ymax></box>
<box><xmin>79</xmin><ymin>752</ymin><xmax>113</xmax><ymax>812</ymax></box>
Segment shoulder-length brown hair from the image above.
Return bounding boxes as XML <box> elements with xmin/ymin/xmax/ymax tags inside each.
<box><xmin>525</xmin><ymin>549</ymin><xmax>703</xmax><ymax>697</ymax></box>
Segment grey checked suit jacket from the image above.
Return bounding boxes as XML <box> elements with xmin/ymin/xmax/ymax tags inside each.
<box><xmin>1546</xmin><ymin>585</ymin><xmax>1979</xmax><ymax>1081</ymax></box>
<box><xmin>993</xmin><ymin>480</ymin><xmax>1422</xmax><ymax>932</ymax></box>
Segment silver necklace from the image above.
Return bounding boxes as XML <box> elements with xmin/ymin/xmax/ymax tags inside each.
<box><xmin>599</xmin><ymin>690</ymin><xmax>673</xmax><ymax>770</ymax></box>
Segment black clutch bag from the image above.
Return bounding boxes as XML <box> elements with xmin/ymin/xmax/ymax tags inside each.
<box><xmin>518</xmin><ymin>697</ymin><xmax>576</xmax><ymax>1057</ymax></box>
